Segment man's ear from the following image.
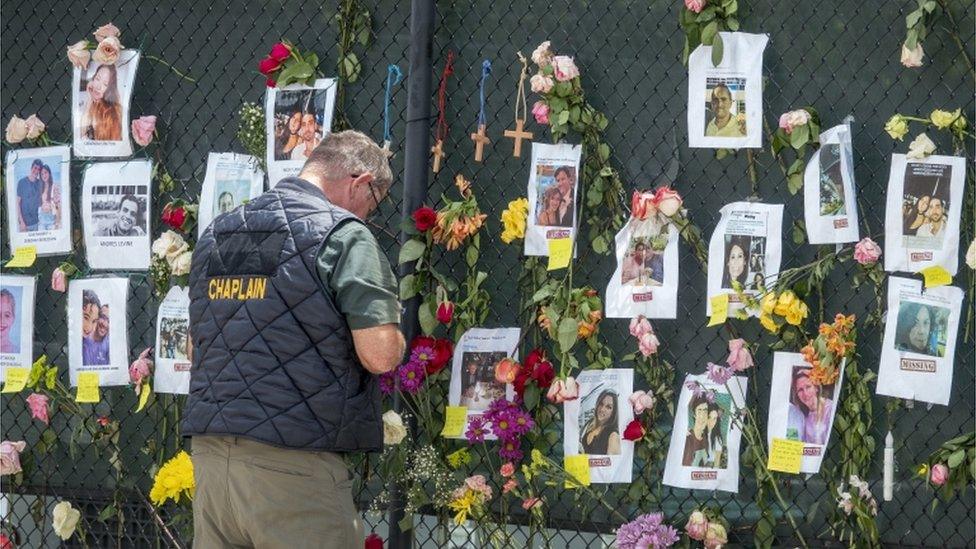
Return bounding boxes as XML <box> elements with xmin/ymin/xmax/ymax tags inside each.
<box><xmin>352</xmin><ymin>172</ymin><xmax>374</xmax><ymax>188</ymax></box>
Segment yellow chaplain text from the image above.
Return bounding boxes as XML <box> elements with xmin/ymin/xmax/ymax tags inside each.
<box><xmin>208</xmin><ymin>276</ymin><xmax>269</xmax><ymax>300</ymax></box>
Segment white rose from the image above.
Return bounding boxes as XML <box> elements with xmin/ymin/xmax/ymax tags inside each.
<box><xmin>382</xmin><ymin>410</ymin><xmax>407</xmax><ymax>445</ymax></box>
<box><xmin>785</xmin><ymin>109</ymin><xmax>810</xmax><ymax>128</ymax></box>
<box><xmin>170</xmin><ymin>250</ymin><xmax>193</xmax><ymax>276</ymax></box>
<box><xmin>906</xmin><ymin>132</ymin><xmax>936</xmax><ymax>159</ymax></box>
<box><xmin>900</xmin><ymin>42</ymin><xmax>924</xmax><ymax>68</ymax></box>
<box><xmin>151</xmin><ymin>230</ymin><xmax>186</xmax><ymax>260</ymax></box>
<box><xmin>25</xmin><ymin>114</ymin><xmax>45</xmax><ymax>140</ymax></box>
<box><xmin>66</xmin><ymin>40</ymin><xmax>91</xmax><ymax>70</ymax></box>
<box><xmin>531</xmin><ymin>41</ymin><xmax>552</xmax><ymax>67</ymax></box>
<box><xmin>966</xmin><ymin>239</ymin><xmax>975</xmax><ymax>270</ymax></box>
<box><xmin>530</xmin><ymin>74</ymin><xmax>554</xmax><ymax>94</ymax></box>
<box><xmin>5</xmin><ymin>116</ymin><xmax>28</xmax><ymax>143</ymax></box>
<box><xmin>52</xmin><ymin>501</ymin><xmax>81</xmax><ymax>541</ymax></box>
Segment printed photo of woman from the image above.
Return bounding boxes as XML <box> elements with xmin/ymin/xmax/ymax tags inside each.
<box><xmin>536</xmin><ymin>185</ymin><xmax>564</xmax><ymax>227</ymax></box>
<box><xmin>894</xmin><ymin>302</ymin><xmax>948</xmax><ymax>357</ymax></box>
<box><xmin>721</xmin><ymin>235</ymin><xmax>750</xmax><ymax>289</ymax></box>
<box><xmin>580</xmin><ymin>389</ymin><xmax>621</xmax><ymax>455</ymax></box>
<box><xmin>786</xmin><ymin>368</ymin><xmax>833</xmax><ymax>445</ymax></box>
<box><xmin>0</xmin><ymin>288</ymin><xmax>19</xmax><ymax>354</ymax></box>
<box><xmin>37</xmin><ymin>164</ymin><xmax>61</xmax><ymax>231</ymax></box>
<box><xmin>80</xmin><ymin>64</ymin><xmax>123</xmax><ymax>141</ymax></box>
<box><xmin>705</xmin><ymin>403</ymin><xmax>726</xmax><ymax>468</ymax></box>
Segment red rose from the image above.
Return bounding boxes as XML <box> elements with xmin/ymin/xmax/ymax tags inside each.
<box><xmin>436</xmin><ymin>301</ymin><xmax>454</xmax><ymax>324</ymax></box>
<box><xmin>513</xmin><ymin>370</ymin><xmax>531</xmax><ymax>398</ymax></box>
<box><xmin>411</xmin><ymin>335</ymin><xmax>435</xmax><ymax>350</ymax></box>
<box><xmin>269</xmin><ymin>42</ymin><xmax>292</xmax><ymax>62</ymax></box>
<box><xmin>258</xmin><ymin>56</ymin><xmax>282</xmax><ymax>75</ymax></box>
<box><xmin>412</xmin><ymin>206</ymin><xmax>437</xmax><ymax>232</ymax></box>
<box><xmin>161</xmin><ymin>204</ymin><xmax>187</xmax><ymax>230</ymax></box>
<box><xmin>364</xmin><ymin>533</ymin><xmax>384</xmax><ymax>549</ymax></box>
<box><xmin>530</xmin><ymin>359</ymin><xmax>555</xmax><ymax>389</ymax></box>
<box><xmin>524</xmin><ymin>348</ymin><xmax>545</xmax><ymax>370</ymax></box>
<box><xmin>428</xmin><ymin>338</ymin><xmax>453</xmax><ymax>374</ymax></box>
<box><xmin>622</xmin><ymin>419</ymin><xmax>645</xmax><ymax>441</ymax></box>
<box><xmin>266</xmin><ymin>77</ymin><xmax>276</xmax><ymax>88</ymax></box>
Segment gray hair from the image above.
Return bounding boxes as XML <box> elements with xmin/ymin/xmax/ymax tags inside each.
<box><xmin>302</xmin><ymin>130</ymin><xmax>393</xmax><ymax>190</ymax></box>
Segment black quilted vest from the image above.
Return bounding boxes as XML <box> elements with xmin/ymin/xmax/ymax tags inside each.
<box><xmin>182</xmin><ymin>177</ymin><xmax>382</xmax><ymax>452</ymax></box>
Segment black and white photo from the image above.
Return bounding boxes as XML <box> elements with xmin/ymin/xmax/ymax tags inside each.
<box><xmin>82</xmin><ymin>161</ymin><xmax>152</xmax><ymax>270</ymax></box>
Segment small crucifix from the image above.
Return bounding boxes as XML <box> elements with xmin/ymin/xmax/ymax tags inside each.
<box><xmin>431</xmin><ymin>139</ymin><xmax>445</xmax><ymax>173</ymax></box>
<box><xmin>503</xmin><ymin>118</ymin><xmax>533</xmax><ymax>158</ymax></box>
<box><xmin>470</xmin><ymin>124</ymin><xmax>490</xmax><ymax>162</ymax></box>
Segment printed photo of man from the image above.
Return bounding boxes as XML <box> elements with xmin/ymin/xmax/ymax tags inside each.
<box><xmin>16</xmin><ymin>159</ymin><xmax>44</xmax><ymax>232</ymax></box>
<box><xmin>705</xmin><ymin>83</ymin><xmax>746</xmax><ymax>138</ymax></box>
<box><xmin>97</xmin><ymin>194</ymin><xmax>145</xmax><ymax>236</ymax></box>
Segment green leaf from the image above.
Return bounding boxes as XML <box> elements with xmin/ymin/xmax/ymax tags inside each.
<box><xmin>790</xmin><ymin>124</ymin><xmax>810</xmax><ymax>149</ymax></box>
<box><xmin>557</xmin><ymin>317</ymin><xmax>579</xmax><ymax>354</ymax></box>
<box><xmin>357</xmin><ymin>27</ymin><xmax>371</xmax><ymax>46</ymax></box>
<box><xmin>701</xmin><ymin>21</ymin><xmax>719</xmax><ymax>45</ymax></box>
<box><xmin>398</xmin><ymin>239</ymin><xmax>426</xmax><ymax>264</ymax></box>
<box><xmin>524</xmin><ymin>384</ymin><xmax>541</xmax><ymax>411</ymax></box>
<box><xmin>592</xmin><ymin>235</ymin><xmax>609</xmax><ymax>254</ymax></box>
<box><xmin>557</xmin><ymin>110</ymin><xmax>570</xmax><ymax>125</ymax></box>
<box><xmin>340</xmin><ymin>53</ymin><xmax>361</xmax><ymax>83</ymax></box>
<box><xmin>278</xmin><ymin>60</ymin><xmax>314</xmax><ymax>88</ymax></box>
<box><xmin>922</xmin><ymin>0</ymin><xmax>936</xmax><ymax>11</ymax></box>
<box><xmin>788</xmin><ymin>171</ymin><xmax>804</xmax><ymax>195</ymax></box>
<box><xmin>398</xmin><ymin>274</ymin><xmax>417</xmax><ymax>300</ymax></box>
<box><xmin>598</xmin><ymin>143</ymin><xmax>610</xmax><ymax>161</ymax></box>
<box><xmin>947</xmin><ymin>449</ymin><xmax>965</xmax><ymax>468</ymax></box>
<box><xmin>710</xmin><ymin>32</ymin><xmax>724</xmax><ymax>66</ymax></box>
<box><xmin>905</xmin><ymin>10</ymin><xmax>923</xmax><ymax>28</ymax></box>
<box><xmin>305</xmin><ymin>53</ymin><xmax>319</xmax><ymax>72</ymax></box>
<box><xmin>465</xmin><ymin>244</ymin><xmax>479</xmax><ymax>268</ymax></box>
<box><xmin>727</xmin><ymin>17</ymin><xmax>740</xmax><ymax>31</ymax></box>
<box><xmin>792</xmin><ymin>221</ymin><xmax>807</xmax><ymax>244</ymax></box>
<box><xmin>398</xmin><ymin>514</ymin><xmax>414</xmax><ymax>531</ymax></box>
<box><xmin>906</xmin><ymin>29</ymin><xmax>919</xmax><ymax>50</ymax></box>
<box><xmin>418</xmin><ymin>302</ymin><xmax>438</xmax><ymax>335</ymax></box>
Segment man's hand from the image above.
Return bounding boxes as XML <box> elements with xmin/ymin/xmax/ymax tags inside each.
<box><xmin>351</xmin><ymin>323</ymin><xmax>405</xmax><ymax>375</ymax></box>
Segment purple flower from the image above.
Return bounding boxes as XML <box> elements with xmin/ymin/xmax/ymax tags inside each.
<box><xmin>465</xmin><ymin>414</ymin><xmax>488</xmax><ymax>443</ymax></box>
<box><xmin>410</xmin><ymin>345</ymin><xmax>435</xmax><ymax>367</ymax></box>
<box><xmin>616</xmin><ymin>512</ymin><xmax>679</xmax><ymax>549</ymax></box>
<box><xmin>398</xmin><ymin>360</ymin><xmax>427</xmax><ymax>394</ymax></box>
<box><xmin>706</xmin><ymin>362</ymin><xmax>734</xmax><ymax>386</ymax></box>
<box><xmin>686</xmin><ymin>380</ymin><xmax>715</xmax><ymax>403</ymax></box>
<box><xmin>498</xmin><ymin>438</ymin><xmax>523</xmax><ymax>462</ymax></box>
<box><xmin>379</xmin><ymin>371</ymin><xmax>396</xmax><ymax>395</ymax></box>
<box><xmin>483</xmin><ymin>398</ymin><xmax>535</xmax><ymax>440</ymax></box>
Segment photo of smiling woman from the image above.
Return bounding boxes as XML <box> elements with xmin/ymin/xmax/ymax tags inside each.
<box><xmin>721</xmin><ymin>235</ymin><xmax>750</xmax><ymax>289</ymax></box>
<box><xmin>894</xmin><ymin>301</ymin><xmax>949</xmax><ymax>357</ymax></box>
<box><xmin>682</xmin><ymin>393</ymin><xmax>730</xmax><ymax>468</ymax></box>
<box><xmin>0</xmin><ymin>288</ymin><xmax>21</xmax><ymax>355</ymax></box>
<box><xmin>79</xmin><ymin>64</ymin><xmax>122</xmax><ymax>141</ymax></box>
<box><xmin>786</xmin><ymin>367</ymin><xmax>833</xmax><ymax>445</ymax></box>
<box><xmin>579</xmin><ymin>389</ymin><xmax>621</xmax><ymax>455</ymax></box>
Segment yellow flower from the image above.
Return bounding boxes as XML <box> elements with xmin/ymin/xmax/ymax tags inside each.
<box><xmin>760</xmin><ymin>313</ymin><xmax>779</xmax><ymax>334</ymax></box>
<box><xmin>500</xmin><ymin>198</ymin><xmax>528</xmax><ymax>244</ymax></box>
<box><xmin>930</xmin><ymin>108</ymin><xmax>961</xmax><ymax>129</ymax></box>
<box><xmin>773</xmin><ymin>291</ymin><xmax>796</xmax><ymax>317</ymax></box>
<box><xmin>150</xmin><ymin>451</ymin><xmax>195</xmax><ymax>506</ymax></box>
<box><xmin>917</xmin><ymin>463</ymin><xmax>929</xmax><ymax>477</ymax></box>
<box><xmin>760</xmin><ymin>293</ymin><xmax>777</xmax><ymax>315</ymax></box>
<box><xmin>449</xmin><ymin>491</ymin><xmax>476</xmax><ymax>525</ymax></box>
<box><xmin>884</xmin><ymin>114</ymin><xmax>909</xmax><ymax>141</ymax></box>
<box><xmin>531</xmin><ymin>448</ymin><xmax>546</xmax><ymax>470</ymax></box>
<box><xmin>446</xmin><ymin>448</ymin><xmax>471</xmax><ymax>469</ymax></box>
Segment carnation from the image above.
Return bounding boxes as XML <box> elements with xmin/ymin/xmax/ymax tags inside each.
<box><xmin>616</xmin><ymin>512</ymin><xmax>680</xmax><ymax>549</ymax></box>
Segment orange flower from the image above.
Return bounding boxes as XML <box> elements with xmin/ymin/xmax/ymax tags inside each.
<box><xmin>809</xmin><ymin>363</ymin><xmax>840</xmax><ymax>386</ymax></box>
<box><xmin>577</xmin><ymin>321</ymin><xmax>595</xmax><ymax>338</ymax></box>
<box><xmin>537</xmin><ymin>310</ymin><xmax>551</xmax><ymax>330</ymax></box>
<box><xmin>455</xmin><ymin>174</ymin><xmax>472</xmax><ymax>196</ymax></box>
<box><xmin>588</xmin><ymin>310</ymin><xmax>603</xmax><ymax>323</ymax></box>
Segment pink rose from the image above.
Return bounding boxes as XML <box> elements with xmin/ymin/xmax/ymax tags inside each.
<box><xmin>131</xmin><ymin>116</ymin><xmax>157</xmax><ymax>147</ymax></box>
<box><xmin>628</xmin><ymin>390</ymin><xmax>656</xmax><ymax>415</ymax></box>
<box><xmin>546</xmin><ymin>376</ymin><xmax>579</xmax><ymax>404</ymax></box>
<box><xmin>500</xmin><ymin>462</ymin><xmax>515</xmax><ymax>478</ymax></box>
<box><xmin>654</xmin><ymin>186</ymin><xmax>683</xmax><ymax>217</ymax></box>
<box><xmin>703</xmin><ymin>522</ymin><xmax>728</xmax><ymax>549</ymax></box>
<box><xmin>26</xmin><ymin>393</ymin><xmax>50</xmax><ymax>425</ymax></box>
<box><xmin>684</xmin><ymin>0</ymin><xmax>707</xmax><ymax>13</ymax></box>
<box><xmin>900</xmin><ymin>42</ymin><xmax>924</xmax><ymax>68</ymax></box>
<box><xmin>638</xmin><ymin>331</ymin><xmax>659</xmax><ymax>357</ymax></box>
<box><xmin>67</xmin><ymin>41</ymin><xmax>91</xmax><ymax>70</ymax></box>
<box><xmin>129</xmin><ymin>347</ymin><xmax>154</xmax><ymax>385</ymax></box>
<box><xmin>629</xmin><ymin>315</ymin><xmax>652</xmax><ymax>338</ymax></box>
<box><xmin>521</xmin><ymin>497</ymin><xmax>542</xmax><ymax>510</ymax></box>
<box><xmin>5</xmin><ymin>116</ymin><xmax>27</xmax><ymax>143</ymax></box>
<box><xmin>551</xmin><ymin>55</ymin><xmax>580</xmax><ymax>82</ymax></box>
<box><xmin>530</xmin><ymin>74</ymin><xmax>554</xmax><ymax>94</ymax></box>
<box><xmin>92</xmin><ymin>36</ymin><xmax>123</xmax><ymax>65</ymax></box>
<box><xmin>24</xmin><ymin>115</ymin><xmax>45</xmax><ymax>140</ymax></box>
<box><xmin>502</xmin><ymin>479</ymin><xmax>517</xmax><ymax>494</ymax></box>
<box><xmin>93</xmin><ymin>23</ymin><xmax>121</xmax><ymax>42</ymax></box>
<box><xmin>778</xmin><ymin>109</ymin><xmax>811</xmax><ymax>134</ymax></box>
<box><xmin>531</xmin><ymin>41</ymin><xmax>553</xmax><ymax>67</ymax></box>
<box><xmin>531</xmin><ymin>101</ymin><xmax>550</xmax><ymax>125</ymax></box>
<box><xmin>0</xmin><ymin>441</ymin><xmax>27</xmax><ymax>476</ymax></box>
<box><xmin>51</xmin><ymin>268</ymin><xmax>68</xmax><ymax>293</ymax></box>
<box><xmin>630</xmin><ymin>191</ymin><xmax>656</xmax><ymax>220</ymax></box>
<box><xmin>853</xmin><ymin>237</ymin><xmax>882</xmax><ymax>265</ymax></box>
<box><xmin>684</xmin><ymin>510</ymin><xmax>708</xmax><ymax>541</ymax></box>
<box><xmin>726</xmin><ymin>338</ymin><xmax>754</xmax><ymax>371</ymax></box>
<box><xmin>930</xmin><ymin>463</ymin><xmax>949</xmax><ymax>486</ymax></box>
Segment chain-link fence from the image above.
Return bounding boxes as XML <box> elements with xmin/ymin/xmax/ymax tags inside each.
<box><xmin>1</xmin><ymin>0</ymin><xmax>974</xmax><ymax>547</ymax></box>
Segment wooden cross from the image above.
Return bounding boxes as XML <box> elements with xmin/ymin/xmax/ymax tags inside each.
<box><xmin>470</xmin><ymin>124</ymin><xmax>490</xmax><ymax>162</ymax></box>
<box><xmin>503</xmin><ymin>118</ymin><xmax>533</xmax><ymax>158</ymax></box>
<box><xmin>431</xmin><ymin>139</ymin><xmax>445</xmax><ymax>173</ymax></box>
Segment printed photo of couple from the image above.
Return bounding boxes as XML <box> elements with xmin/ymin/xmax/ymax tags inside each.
<box><xmin>620</xmin><ymin>234</ymin><xmax>666</xmax><ymax>287</ymax></box>
<box><xmin>682</xmin><ymin>392</ymin><xmax>731</xmax><ymax>469</ymax></box>
<box><xmin>818</xmin><ymin>143</ymin><xmax>847</xmax><ymax>216</ymax></box>
<box><xmin>12</xmin><ymin>156</ymin><xmax>63</xmax><ymax>234</ymax></box>
<box><xmin>81</xmin><ymin>290</ymin><xmax>111</xmax><ymax>367</ymax></box>
<box><xmin>578</xmin><ymin>386</ymin><xmax>621</xmax><ymax>456</ymax></box>
<box><xmin>785</xmin><ymin>366</ymin><xmax>835</xmax><ymax>445</ymax></box>
<box><xmin>704</xmin><ymin>77</ymin><xmax>747</xmax><ymax>138</ymax></box>
<box><xmin>91</xmin><ymin>185</ymin><xmax>149</xmax><ymax>237</ymax></box>
<box><xmin>0</xmin><ymin>286</ymin><xmax>24</xmax><ymax>354</ymax></box>
<box><xmin>721</xmin><ymin>234</ymin><xmax>765</xmax><ymax>291</ymax></box>
<box><xmin>459</xmin><ymin>351</ymin><xmax>508</xmax><ymax>411</ymax></box>
<box><xmin>272</xmin><ymin>89</ymin><xmax>330</xmax><ymax>161</ymax></box>
<box><xmin>534</xmin><ymin>164</ymin><xmax>576</xmax><ymax>228</ymax></box>
<box><xmin>894</xmin><ymin>301</ymin><xmax>950</xmax><ymax>358</ymax></box>
<box><xmin>901</xmin><ymin>162</ymin><xmax>951</xmax><ymax>250</ymax></box>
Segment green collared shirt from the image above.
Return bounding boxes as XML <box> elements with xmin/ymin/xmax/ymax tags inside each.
<box><xmin>316</xmin><ymin>220</ymin><xmax>401</xmax><ymax>330</ymax></box>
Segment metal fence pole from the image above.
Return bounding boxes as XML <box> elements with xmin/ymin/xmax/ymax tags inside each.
<box><xmin>390</xmin><ymin>0</ymin><xmax>435</xmax><ymax>547</ymax></box>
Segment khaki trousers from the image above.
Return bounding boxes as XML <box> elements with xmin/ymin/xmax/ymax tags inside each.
<box><xmin>191</xmin><ymin>435</ymin><xmax>363</xmax><ymax>549</ymax></box>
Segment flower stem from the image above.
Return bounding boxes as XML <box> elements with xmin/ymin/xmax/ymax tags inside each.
<box><xmin>143</xmin><ymin>55</ymin><xmax>196</xmax><ymax>83</ymax></box>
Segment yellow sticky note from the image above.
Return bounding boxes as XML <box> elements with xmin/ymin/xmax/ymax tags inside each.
<box><xmin>564</xmin><ymin>454</ymin><xmax>591</xmax><ymax>488</ymax></box>
<box><xmin>5</xmin><ymin>246</ymin><xmax>37</xmax><ymax>268</ymax></box>
<box><xmin>767</xmin><ymin>438</ymin><xmax>804</xmax><ymax>474</ymax></box>
<box><xmin>441</xmin><ymin>406</ymin><xmax>468</xmax><ymax>438</ymax></box>
<box><xmin>920</xmin><ymin>266</ymin><xmax>952</xmax><ymax>288</ymax></box>
<box><xmin>75</xmin><ymin>372</ymin><xmax>100</xmax><ymax>403</ymax></box>
<box><xmin>547</xmin><ymin>238</ymin><xmax>572</xmax><ymax>271</ymax></box>
<box><xmin>707</xmin><ymin>294</ymin><xmax>729</xmax><ymax>327</ymax></box>
<box><xmin>1</xmin><ymin>367</ymin><xmax>30</xmax><ymax>393</ymax></box>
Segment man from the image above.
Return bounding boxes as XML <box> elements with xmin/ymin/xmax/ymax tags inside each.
<box><xmin>915</xmin><ymin>196</ymin><xmax>947</xmax><ymax>239</ymax></box>
<box><xmin>184</xmin><ymin>130</ymin><xmax>404</xmax><ymax>548</ymax></box>
<box><xmin>705</xmin><ymin>84</ymin><xmax>745</xmax><ymax>138</ymax></box>
<box><xmin>16</xmin><ymin>159</ymin><xmax>44</xmax><ymax>232</ymax></box>
<box><xmin>290</xmin><ymin>112</ymin><xmax>322</xmax><ymax>160</ymax></box>
<box><xmin>621</xmin><ymin>241</ymin><xmax>648</xmax><ymax>286</ymax></box>
<box><xmin>97</xmin><ymin>194</ymin><xmax>145</xmax><ymax>236</ymax></box>
<box><xmin>554</xmin><ymin>166</ymin><xmax>575</xmax><ymax>227</ymax></box>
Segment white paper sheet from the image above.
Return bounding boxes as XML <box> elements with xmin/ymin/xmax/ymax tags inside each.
<box><xmin>5</xmin><ymin>146</ymin><xmax>73</xmax><ymax>256</ymax></box>
<box><xmin>153</xmin><ymin>286</ymin><xmax>192</xmax><ymax>394</ymax></box>
<box><xmin>605</xmin><ymin>214</ymin><xmax>679</xmax><ymax>319</ymax></box>
<box><xmin>803</xmin><ymin>125</ymin><xmax>859</xmax><ymax>244</ymax></box>
<box><xmin>688</xmin><ymin>32</ymin><xmax>768</xmax><ymax>149</ymax></box>
<box><xmin>198</xmin><ymin>152</ymin><xmax>265</xmax><ymax>237</ymax></box>
<box><xmin>524</xmin><ymin>142</ymin><xmax>583</xmax><ymax>257</ymax></box>
<box><xmin>446</xmin><ymin>327</ymin><xmax>520</xmax><ymax>438</ymax></box>
<box><xmin>264</xmin><ymin>78</ymin><xmax>337</xmax><ymax>186</ymax></box>
<box><xmin>563</xmin><ymin>368</ymin><xmax>635</xmax><ymax>483</ymax></box>
<box><xmin>884</xmin><ymin>154</ymin><xmax>966</xmax><ymax>275</ymax></box>
<box><xmin>876</xmin><ymin>276</ymin><xmax>962</xmax><ymax>406</ymax></box>
<box><xmin>67</xmin><ymin>277</ymin><xmax>130</xmax><ymax>386</ymax></box>
<box><xmin>767</xmin><ymin>352</ymin><xmax>844</xmax><ymax>474</ymax></box>
<box><xmin>72</xmin><ymin>50</ymin><xmax>140</xmax><ymax>158</ymax></box>
<box><xmin>706</xmin><ymin>202</ymin><xmax>783</xmax><ymax>317</ymax></box>
<box><xmin>0</xmin><ymin>275</ymin><xmax>36</xmax><ymax>380</ymax></box>
<box><xmin>663</xmin><ymin>373</ymin><xmax>748</xmax><ymax>493</ymax></box>
<box><xmin>82</xmin><ymin>160</ymin><xmax>152</xmax><ymax>270</ymax></box>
